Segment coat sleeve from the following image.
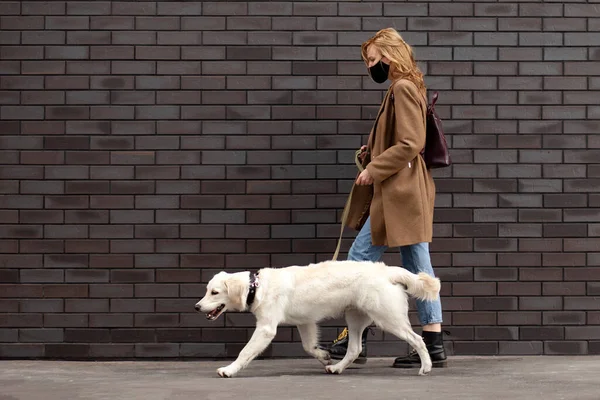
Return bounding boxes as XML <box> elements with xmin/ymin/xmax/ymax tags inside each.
<box><xmin>365</xmin><ymin>80</ymin><xmax>425</xmax><ymax>183</ymax></box>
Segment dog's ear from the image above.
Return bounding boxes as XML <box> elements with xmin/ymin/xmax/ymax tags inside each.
<box><xmin>223</xmin><ymin>275</ymin><xmax>246</xmax><ymax>311</ymax></box>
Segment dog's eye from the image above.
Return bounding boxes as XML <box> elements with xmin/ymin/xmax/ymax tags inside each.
<box><xmin>211</xmin><ymin>290</ymin><xmax>218</xmax><ymax>295</ymax></box>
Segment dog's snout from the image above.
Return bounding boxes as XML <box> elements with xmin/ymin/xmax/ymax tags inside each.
<box><xmin>194</xmin><ymin>304</ymin><xmax>201</xmax><ymax>312</ymax></box>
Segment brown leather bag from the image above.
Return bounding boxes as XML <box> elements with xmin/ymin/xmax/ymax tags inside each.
<box><xmin>421</xmin><ymin>91</ymin><xmax>451</xmax><ymax>169</ymax></box>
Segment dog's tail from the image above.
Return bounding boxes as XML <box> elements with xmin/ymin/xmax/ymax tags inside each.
<box><xmin>388</xmin><ymin>267</ymin><xmax>441</xmax><ymax>302</ymax></box>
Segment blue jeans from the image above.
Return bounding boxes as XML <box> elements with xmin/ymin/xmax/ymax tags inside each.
<box><xmin>347</xmin><ymin>217</ymin><xmax>443</xmax><ymax>326</ymax></box>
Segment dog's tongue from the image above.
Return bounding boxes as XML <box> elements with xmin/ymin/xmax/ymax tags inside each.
<box><xmin>206</xmin><ymin>307</ymin><xmax>220</xmax><ymax>320</ymax></box>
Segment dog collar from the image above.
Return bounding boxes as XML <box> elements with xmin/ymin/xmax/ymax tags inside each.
<box><xmin>246</xmin><ymin>270</ymin><xmax>260</xmax><ymax>307</ymax></box>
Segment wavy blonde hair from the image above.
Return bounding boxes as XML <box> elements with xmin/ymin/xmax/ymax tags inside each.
<box><xmin>361</xmin><ymin>28</ymin><xmax>426</xmax><ymax>97</ymax></box>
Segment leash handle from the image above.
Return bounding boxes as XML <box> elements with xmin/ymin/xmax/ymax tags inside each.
<box><xmin>332</xmin><ymin>148</ymin><xmax>366</xmax><ymax>260</ymax></box>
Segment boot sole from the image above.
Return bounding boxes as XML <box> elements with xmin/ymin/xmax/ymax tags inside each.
<box><xmin>392</xmin><ymin>360</ymin><xmax>447</xmax><ymax>369</ymax></box>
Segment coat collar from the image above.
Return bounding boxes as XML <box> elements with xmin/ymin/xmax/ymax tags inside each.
<box><xmin>368</xmin><ymin>86</ymin><xmax>395</xmax><ymax>150</ymax></box>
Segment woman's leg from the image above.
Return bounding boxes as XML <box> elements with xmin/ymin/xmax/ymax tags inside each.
<box><xmin>347</xmin><ymin>216</ymin><xmax>387</xmax><ymax>262</ymax></box>
<box><xmin>394</xmin><ymin>242</ymin><xmax>447</xmax><ymax>368</ymax></box>
<box><xmin>399</xmin><ymin>242</ymin><xmax>443</xmax><ymax>328</ymax></box>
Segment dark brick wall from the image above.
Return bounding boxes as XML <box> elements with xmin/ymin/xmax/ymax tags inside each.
<box><xmin>1</xmin><ymin>1</ymin><xmax>599</xmax><ymax>359</ymax></box>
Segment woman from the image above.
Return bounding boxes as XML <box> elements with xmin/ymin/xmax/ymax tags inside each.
<box><xmin>322</xmin><ymin>28</ymin><xmax>447</xmax><ymax>368</ymax></box>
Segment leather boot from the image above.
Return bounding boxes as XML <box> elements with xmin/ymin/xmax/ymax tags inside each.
<box><xmin>393</xmin><ymin>330</ymin><xmax>448</xmax><ymax>368</ymax></box>
<box><xmin>321</xmin><ymin>327</ymin><xmax>371</xmax><ymax>364</ymax></box>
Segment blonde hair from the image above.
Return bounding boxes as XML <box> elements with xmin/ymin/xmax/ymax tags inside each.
<box><xmin>361</xmin><ymin>28</ymin><xmax>426</xmax><ymax>97</ymax></box>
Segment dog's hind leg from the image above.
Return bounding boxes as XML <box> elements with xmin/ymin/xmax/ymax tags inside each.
<box><xmin>325</xmin><ymin>310</ymin><xmax>371</xmax><ymax>375</ymax></box>
<box><xmin>297</xmin><ymin>323</ymin><xmax>331</xmax><ymax>366</ymax></box>
<box><xmin>376</xmin><ymin>317</ymin><xmax>432</xmax><ymax>376</ymax></box>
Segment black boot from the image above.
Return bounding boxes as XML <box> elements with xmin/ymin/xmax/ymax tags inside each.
<box><xmin>321</xmin><ymin>327</ymin><xmax>371</xmax><ymax>364</ymax></box>
<box><xmin>393</xmin><ymin>330</ymin><xmax>449</xmax><ymax>368</ymax></box>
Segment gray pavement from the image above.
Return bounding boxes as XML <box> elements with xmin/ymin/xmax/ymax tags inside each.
<box><xmin>1</xmin><ymin>356</ymin><xmax>599</xmax><ymax>400</ymax></box>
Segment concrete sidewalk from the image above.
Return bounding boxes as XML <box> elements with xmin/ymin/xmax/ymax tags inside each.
<box><xmin>1</xmin><ymin>356</ymin><xmax>598</xmax><ymax>400</ymax></box>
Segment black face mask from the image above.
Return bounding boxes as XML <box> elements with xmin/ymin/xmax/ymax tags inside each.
<box><xmin>368</xmin><ymin>60</ymin><xmax>390</xmax><ymax>84</ymax></box>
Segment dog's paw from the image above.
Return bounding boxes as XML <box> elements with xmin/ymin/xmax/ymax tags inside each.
<box><xmin>325</xmin><ymin>365</ymin><xmax>342</xmax><ymax>375</ymax></box>
<box><xmin>320</xmin><ymin>358</ymin><xmax>333</xmax><ymax>366</ymax></box>
<box><xmin>217</xmin><ymin>366</ymin><xmax>237</xmax><ymax>378</ymax></box>
<box><xmin>315</xmin><ymin>349</ymin><xmax>332</xmax><ymax>366</ymax></box>
<box><xmin>418</xmin><ymin>364</ymin><xmax>432</xmax><ymax>376</ymax></box>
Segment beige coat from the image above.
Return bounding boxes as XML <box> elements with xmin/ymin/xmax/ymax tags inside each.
<box><xmin>344</xmin><ymin>79</ymin><xmax>436</xmax><ymax>247</ymax></box>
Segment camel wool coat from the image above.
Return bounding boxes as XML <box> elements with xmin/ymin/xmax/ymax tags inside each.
<box><xmin>344</xmin><ymin>79</ymin><xmax>436</xmax><ymax>248</ymax></box>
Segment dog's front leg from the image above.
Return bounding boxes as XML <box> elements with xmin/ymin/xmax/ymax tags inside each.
<box><xmin>217</xmin><ymin>322</ymin><xmax>277</xmax><ymax>378</ymax></box>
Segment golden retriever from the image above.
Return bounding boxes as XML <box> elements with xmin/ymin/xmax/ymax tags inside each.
<box><xmin>195</xmin><ymin>260</ymin><xmax>440</xmax><ymax>378</ymax></box>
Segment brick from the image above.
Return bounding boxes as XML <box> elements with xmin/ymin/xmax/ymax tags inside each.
<box><xmin>546</xmin><ymin>47</ymin><xmax>587</xmax><ymax>61</ymax></box>
<box><xmin>0</xmin><ymin>2</ymin><xmax>20</xmax><ymax>15</ymax></box>
<box><xmin>518</xmin><ymin>91</ymin><xmax>562</xmax><ymax>105</ymax></box>
<box><xmin>246</xmin><ymin>1</ymin><xmax>291</xmax><ymax>16</ymax></box>
<box><xmin>0</xmin><ymin>329</ymin><xmax>18</xmax><ymax>343</ymax></box>
<box><xmin>498</xmin><ymin>17</ymin><xmax>545</xmax><ymax>32</ymax></box>
<box><xmin>65</xmin><ymin>299</ymin><xmax>108</xmax><ymax>313</ymax></box>
<box><xmin>45</xmin><ymin>344</ymin><xmax>90</xmax><ymax>358</ymax></box>
<box><xmin>453</xmin><ymin>17</ymin><xmax>496</xmax><ymax>31</ymax></box>
<box><xmin>0</xmin><ymin>344</ymin><xmax>44</xmax><ymax>358</ymax></box>
<box><xmin>45</xmin><ymin>16</ymin><xmax>88</xmax><ymax>30</ymax></box>
<box><xmin>408</xmin><ymin>17</ymin><xmax>451</xmax><ymax>31</ymax></box>
<box><xmin>474</xmin><ymin>297</ymin><xmax>517</xmax><ymax>311</ymax></box>
<box><xmin>499</xmin><ymin>281</ymin><xmax>542</xmax><ymax>296</ymax></box>
<box><xmin>411</xmin><ymin>46</ymin><xmax>452</xmax><ymax>61</ymax></box>
<box><xmin>67</xmin><ymin>2</ymin><xmax>111</xmax><ymax>15</ymax></box>
<box><xmin>89</xmin><ymin>314</ymin><xmax>133</xmax><ymax>328</ymax></box>
<box><xmin>2</xmin><ymin>106</ymin><xmax>44</xmax><ymax>120</ymax></box>
<box><xmin>1</xmin><ymin>16</ymin><xmax>43</xmax><ymax>30</ymax></box>
<box><xmin>545</xmin><ymin>341</ymin><xmax>588</xmax><ymax>355</ymax></box>
<box><xmin>564</xmin><ymin>327</ymin><xmax>600</xmax><ymax>340</ymax></box>
<box><xmin>475</xmin><ymin>327</ymin><xmax>518</xmax><ymax>341</ymax></box>
<box><xmin>19</xmin><ymin>328</ymin><xmax>64</xmax><ymax>343</ymax></box>
<box><xmin>22</xmin><ymin>60</ymin><xmax>67</xmax><ymax>76</ymax></box>
<box><xmin>453</xmin><ymin>253</ymin><xmax>496</xmax><ymax>268</ymax></box>
<box><xmin>111</xmin><ymin>1</ymin><xmax>156</xmax><ymax>15</ymax></box>
<box><xmin>474</xmin><ymin>267</ymin><xmax>518</xmax><ymax>282</ymax></box>
<box><xmin>135</xmin><ymin>46</ymin><xmax>180</xmax><ymax>61</ymax></box>
<box><xmin>521</xmin><ymin>327</ymin><xmax>564</xmax><ymax>341</ymax></box>
<box><xmin>316</xmin><ymin>17</ymin><xmax>361</xmax><ymax>31</ymax></box>
<box><xmin>89</xmin><ymin>283</ymin><xmax>133</xmax><ymax>300</ymax></box>
<box><xmin>65</xmin><ymin>329</ymin><xmax>110</xmax><ymax>343</ymax></box>
<box><xmin>544</xmin><ymin>223</ymin><xmax>587</xmax><ymax>238</ymax></box>
<box><xmin>136</xmin><ymin>17</ymin><xmax>179</xmax><ymax>31</ymax></box>
<box><xmin>544</xmin><ymin>312</ymin><xmax>586</xmax><ymax>326</ymax></box>
<box><xmin>20</xmin><ymin>269</ymin><xmax>63</xmax><ymax>283</ymax></box>
<box><xmin>520</xmin><ymin>296</ymin><xmax>563</xmax><ymax>311</ymax></box>
<box><xmin>134</xmin><ymin>314</ymin><xmax>178</xmax><ymax>328</ymax></box>
<box><xmin>499</xmin><ymin>341</ymin><xmax>543</xmax><ymax>355</ymax></box>
<box><xmin>473</xmin><ymin>33</ymin><xmax>515</xmax><ymax>47</ymax></box>
<box><xmin>452</xmin><ymin>312</ymin><xmax>496</xmax><ymax>326</ymax></box>
<box><xmin>476</xmin><ymin>4</ymin><xmax>517</xmax><ymax>17</ymax></box>
<box><xmin>66</xmin><ymin>31</ymin><xmax>110</xmax><ymax>45</ymax></box>
<box><xmin>337</xmin><ymin>3</ymin><xmax>380</xmax><ymax>16</ymax></box>
<box><xmin>50</xmin><ymin>308</ymin><xmax>96</xmax><ymax>327</ymax></box>
<box><xmin>519</xmin><ymin>236</ymin><xmax>562</xmax><ymax>252</ymax></box>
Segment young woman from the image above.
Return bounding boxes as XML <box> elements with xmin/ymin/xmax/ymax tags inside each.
<box><xmin>322</xmin><ymin>28</ymin><xmax>447</xmax><ymax>368</ymax></box>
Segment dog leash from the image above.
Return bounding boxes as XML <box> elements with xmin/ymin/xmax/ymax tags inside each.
<box><xmin>332</xmin><ymin>148</ymin><xmax>366</xmax><ymax>261</ymax></box>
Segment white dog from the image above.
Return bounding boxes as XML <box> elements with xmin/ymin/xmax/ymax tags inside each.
<box><xmin>195</xmin><ymin>260</ymin><xmax>441</xmax><ymax>378</ymax></box>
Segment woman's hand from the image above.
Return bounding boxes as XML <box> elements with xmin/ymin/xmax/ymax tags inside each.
<box><xmin>358</xmin><ymin>145</ymin><xmax>368</xmax><ymax>162</ymax></box>
<box><xmin>356</xmin><ymin>168</ymin><xmax>374</xmax><ymax>186</ymax></box>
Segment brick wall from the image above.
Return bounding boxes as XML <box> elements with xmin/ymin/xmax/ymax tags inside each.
<box><xmin>1</xmin><ymin>1</ymin><xmax>599</xmax><ymax>359</ymax></box>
